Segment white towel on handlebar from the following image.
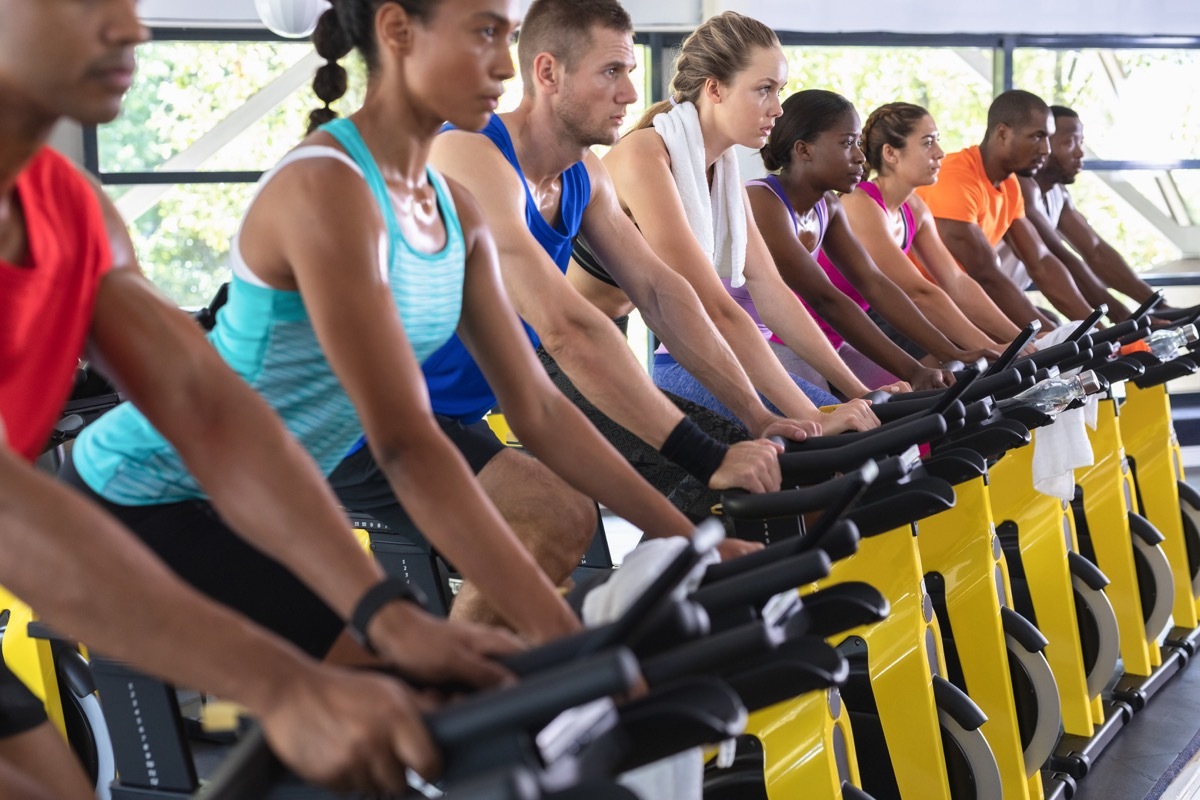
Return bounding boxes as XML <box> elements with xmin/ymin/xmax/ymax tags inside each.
<box><xmin>1030</xmin><ymin>323</ymin><xmax>1095</xmax><ymax>500</ymax></box>
<box><xmin>581</xmin><ymin>527</ymin><xmax>722</xmax><ymax>800</ymax></box>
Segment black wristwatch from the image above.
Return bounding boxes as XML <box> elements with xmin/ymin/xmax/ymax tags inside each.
<box><xmin>348</xmin><ymin>577</ymin><xmax>429</xmax><ymax>654</ymax></box>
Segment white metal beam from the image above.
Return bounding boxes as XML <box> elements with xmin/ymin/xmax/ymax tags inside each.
<box><xmin>115</xmin><ymin>50</ymin><xmax>322</xmax><ymax>223</ymax></box>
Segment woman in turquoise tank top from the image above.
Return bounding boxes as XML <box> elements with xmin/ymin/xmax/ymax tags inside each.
<box><xmin>750</xmin><ymin>90</ymin><xmax>1001</xmax><ymax>393</ymax></box>
<box><xmin>65</xmin><ymin>0</ymin><xmax>590</xmax><ymax>656</ymax></box>
<box><xmin>842</xmin><ymin>102</ymin><xmax>1028</xmax><ymax>347</ymax></box>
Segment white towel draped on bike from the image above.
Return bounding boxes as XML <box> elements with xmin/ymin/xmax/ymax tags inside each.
<box><xmin>652</xmin><ymin>100</ymin><xmax>748</xmax><ymax>288</ymax></box>
<box><xmin>581</xmin><ymin>528</ymin><xmax>722</xmax><ymax>800</ymax></box>
<box><xmin>1029</xmin><ymin>324</ymin><xmax>1097</xmax><ymax>500</ymax></box>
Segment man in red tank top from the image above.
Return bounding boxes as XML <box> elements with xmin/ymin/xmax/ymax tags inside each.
<box><xmin>0</xmin><ymin>2</ymin><xmax>521</xmax><ymax>797</ymax></box>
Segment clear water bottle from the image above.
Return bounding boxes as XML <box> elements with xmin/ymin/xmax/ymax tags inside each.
<box><xmin>1146</xmin><ymin>324</ymin><xmax>1199</xmax><ymax>361</ymax></box>
<box><xmin>1007</xmin><ymin>369</ymin><xmax>1103</xmax><ymax>415</ymax></box>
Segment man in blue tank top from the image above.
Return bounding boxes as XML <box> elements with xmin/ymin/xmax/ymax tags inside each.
<box><xmin>330</xmin><ymin>0</ymin><xmax>828</xmax><ymax>615</ymax></box>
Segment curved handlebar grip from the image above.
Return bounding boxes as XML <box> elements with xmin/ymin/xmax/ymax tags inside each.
<box><xmin>1130</xmin><ymin>290</ymin><xmax>1164</xmax><ymax>321</ymax></box>
<box><xmin>641</xmin><ymin>621</ymin><xmax>780</xmax><ymax>686</ymax></box>
<box><xmin>1132</xmin><ymin>357</ymin><xmax>1198</xmax><ymax>390</ymax></box>
<box><xmin>430</xmin><ymin>648</ymin><xmax>640</xmax><ymax>751</ymax></box>
<box><xmin>691</xmin><ymin>550</ymin><xmax>832</xmax><ymax>616</ymax></box>
<box><xmin>701</xmin><ymin>519</ymin><xmax>859</xmax><ymax>585</ymax></box>
<box><xmin>722</xmin><ymin>463</ymin><xmax>878</xmax><ymax>520</ymax></box>
<box><xmin>984</xmin><ymin>321</ymin><xmax>1042</xmax><ymax>376</ymax></box>
<box><xmin>1151</xmin><ymin>303</ymin><xmax>1200</xmax><ymax>323</ymax></box>
<box><xmin>860</xmin><ymin>389</ymin><xmax>894</xmax><ymax>405</ymax></box>
<box><xmin>777</xmin><ymin>415</ymin><xmax>946</xmax><ymax>481</ymax></box>
<box><xmin>1016</xmin><ymin>338</ymin><xmax>1083</xmax><ymax>370</ymax></box>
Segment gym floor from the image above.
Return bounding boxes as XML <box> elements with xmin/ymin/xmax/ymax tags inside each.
<box><xmin>604</xmin><ymin>505</ymin><xmax>1200</xmax><ymax>800</ymax></box>
<box><xmin>1073</xmin><ymin>657</ymin><xmax>1200</xmax><ymax>800</ymax></box>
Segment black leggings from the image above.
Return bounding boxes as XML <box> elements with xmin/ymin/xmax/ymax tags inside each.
<box><xmin>0</xmin><ymin>658</ymin><xmax>48</xmax><ymax>739</ymax></box>
<box><xmin>58</xmin><ymin>456</ymin><xmax>345</xmax><ymax>660</ymax></box>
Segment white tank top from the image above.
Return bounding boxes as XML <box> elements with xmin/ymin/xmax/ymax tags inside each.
<box><xmin>996</xmin><ymin>182</ymin><xmax>1068</xmax><ymax>290</ymax></box>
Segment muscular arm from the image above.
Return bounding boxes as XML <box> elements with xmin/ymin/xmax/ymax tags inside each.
<box><xmin>1018</xmin><ymin>177</ymin><xmax>1128</xmax><ymax>321</ymax></box>
<box><xmin>740</xmin><ymin>208</ymin><xmax>870</xmax><ymax>398</ymax></box>
<box><xmin>89</xmin><ymin>182</ymin><xmax>524</xmax><ymax>670</ymax></box>
<box><xmin>901</xmin><ymin>196</ymin><xmax>1023</xmax><ymax>342</ymax></box>
<box><xmin>430</xmin><ymin>131</ymin><xmax>688</xmax><ymax>448</ymax></box>
<box><xmin>449</xmin><ymin>184</ymin><xmax>722</xmax><ymax>536</ymax></box>
<box><xmin>1056</xmin><ymin>202</ymin><xmax>1159</xmax><ymax>305</ymax></box>
<box><xmin>936</xmin><ymin>217</ymin><xmax>1055</xmax><ymax>328</ymax></box>
<box><xmin>748</xmin><ymin>185</ymin><xmax>935</xmax><ymax>384</ymax></box>
<box><xmin>822</xmin><ymin>197</ymin><xmax>996</xmax><ymax>358</ymax></box>
<box><xmin>1</xmin><ymin>440</ymin><xmax>446</xmax><ymax>790</ymax></box>
<box><xmin>840</xmin><ymin>190</ymin><xmax>1007</xmax><ymax>349</ymax></box>
<box><xmin>1003</xmin><ymin>216</ymin><xmax>1094</xmax><ymax>321</ymax></box>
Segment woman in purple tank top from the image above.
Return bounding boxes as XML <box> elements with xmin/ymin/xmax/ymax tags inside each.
<box><xmin>841</xmin><ymin>103</ymin><xmax>1027</xmax><ymax>347</ymax></box>
<box><xmin>749</xmin><ymin>90</ymin><xmax>1003</xmax><ymax>392</ymax></box>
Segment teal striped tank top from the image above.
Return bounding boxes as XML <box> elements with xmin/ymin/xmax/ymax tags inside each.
<box><xmin>74</xmin><ymin>119</ymin><xmax>465</xmax><ymax>505</ymax></box>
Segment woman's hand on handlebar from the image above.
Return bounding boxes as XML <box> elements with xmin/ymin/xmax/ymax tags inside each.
<box><xmin>875</xmin><ymin>380</ymin><xmax>912</xmax><ymax>395</ymax></box>
<box><xmin>369</xmin><ymin>602</ymin><xmax>522</xmax><ymax>689</ymax></box>
<box><xmin>907</xmin><ymin>366</ymin><xmax>953</xmax><ymax>391</ymax></box>
<box><xmin>755</xmin><ymin>417</ymin><xmax>823</xmax><ymax>443</ymax></box>
<box><xmin>259</xmin><ymin>662</ymin><xmax>441</xmax><ymax>793</ymax></box>
<box><xmin>820</xmin><ymin>398</ymin><xmax>879</xmax><ymax>435</ymax></box>
<box><xmin>708</xmin><ymin>440</ymin><xmax>783</xmax><ymax>493</ymax></box>
<box><xmin>716</xmin><ymin>537</ymin><xmax>764</xmax><ymax>560</ymax></box>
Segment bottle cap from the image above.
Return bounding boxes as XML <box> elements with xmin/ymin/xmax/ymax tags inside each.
<box><xmin>1077</xmin><ymin>369</ymin><xmax>1103</xmax><ymax>395</ymax></box>
<box><xmin>1182</xmin><ymin>324</ymin><xmax>1199</xmax><ymax>345</ymax></box>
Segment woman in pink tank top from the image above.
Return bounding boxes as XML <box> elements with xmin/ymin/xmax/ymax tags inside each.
<box><xmin>841</xmin><ymin>103</ymin><xmax>1025</xmax><ymax>347</ymax></box>
<box><xmin>748</xmin><ymin>91</ymin><xmax>998</xmax><ymax>392</ymax></box>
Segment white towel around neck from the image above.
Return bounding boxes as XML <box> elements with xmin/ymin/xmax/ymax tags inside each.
<box><xmin>652</xmin><ymin>101</ymin><xmax>748</xmax><ymax>288</ymax></box>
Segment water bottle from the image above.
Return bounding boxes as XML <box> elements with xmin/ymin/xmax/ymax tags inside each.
<box><xmin>1006</xmin><ymin>369</ymin><xmax>1103</xmax><ymax>415</ymax></box>
<box><xmin>1146</xmin><ymin>324</ymin><xmax>1199</xmax><ymax>361</ymax></box>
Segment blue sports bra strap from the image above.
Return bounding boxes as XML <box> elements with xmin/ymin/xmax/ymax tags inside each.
<box><xmin>320</xmin><ymin>118</ymin><xmax>402</xmax><ymax>265</ymax></box>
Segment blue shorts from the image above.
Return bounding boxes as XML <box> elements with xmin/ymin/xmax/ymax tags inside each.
<box><xmin>652</xmin><ymin>354</ymin><xmax>840</xmax><ymax>423</ymax></box>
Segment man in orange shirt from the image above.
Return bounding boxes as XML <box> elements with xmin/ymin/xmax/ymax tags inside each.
<box><xmin>917</xmin><ymin>90</ymin><xmax>1093</xmax><ymax>328</ymax></box>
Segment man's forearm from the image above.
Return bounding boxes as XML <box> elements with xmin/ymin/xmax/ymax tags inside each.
<box><xmin>513</xmin><ymin>392</ymin><xmax>695</xmax><ymax>540</ymax></box>
<box><xmin>168</xmin><ymin>375</ymin><xmax>386</xmax><ymax>620</ymax></box>
<box><xmin>973</xmin><ymin>269</ymin><xmax>1047</xmax><ymax>327</ymax></box>
<box><xmin>1034</xmin><ymin>258</ymin><xmax>1096</xmax><ymax>321</ymax></box>
<box><xmin>1092</xmin><ymin>243</ymin><xmax>1157</xmax><ymax>303</ymax></box>
<box><xmin>543</xmin><ymin>315</ymin><xmax>685</xmax><ymax>448</ymax></box>
<box><xmin>0</xmin><ymin>456</ymin><xmax>310</xmax><ymax>713</ymax></box>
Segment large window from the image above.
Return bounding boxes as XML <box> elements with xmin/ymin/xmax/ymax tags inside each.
<box><xmin>1012</xmin><ymin>46</ymin><xmax>1197</xmax><ymax>272</ymax></box>
<box><xmin>96</xmin><ymin>35</ymin><xmax>652</xmax><ymax>309</ymax></box>
<box><xmin>779</xmin><ymin>45</ymin><xmax>994</xmax><ymax>154</ymax></box>
<box><xmin>92</xmin><ymin>31</ymin><xmax>1200</xmax><ymax>372</ymax></box>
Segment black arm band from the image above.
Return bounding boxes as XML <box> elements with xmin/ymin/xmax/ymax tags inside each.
<box><xmin>659</xmin><ymin>416</ymin><xmax>730</xmax><ymax>486</ymax></box>
<box><xmin>348</xmin><ymin>577</ymin><xmax>428</xmax><ymax>654</ymax></box>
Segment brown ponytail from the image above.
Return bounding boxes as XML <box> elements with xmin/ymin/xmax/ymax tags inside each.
<box><xmin>305</xmin><ymin>0</ymin><xmax>441</xmax><ymax>135</ymax></box>
<box><xmin>860</xmin><ymin>102</ymin><xmax>931</xmax><ymax>180</ymax></box>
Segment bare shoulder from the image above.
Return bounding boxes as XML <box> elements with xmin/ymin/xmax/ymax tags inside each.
<box><xmin>906</xmin><ymin>192</ymin><xmax>935</xmax><ymax>226</ymax></box>
<box><xmin>430</xmin><ymin>129</ymin><xmax>526</xmax><ymax>208</ymax></box>
<box><xmin>439</xmin><ymin>174</ymin><xmax>487</xmax><ymax>245</ymax></box>
<box><xmin>605</xmin><ymin>128</ymin><xmax>669</xmax><ymax>171</ymax></box>
<box><xmin>839</xmin><ymin>187</ymin><xmax>875</xmax><ymax>214</ymax></box>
